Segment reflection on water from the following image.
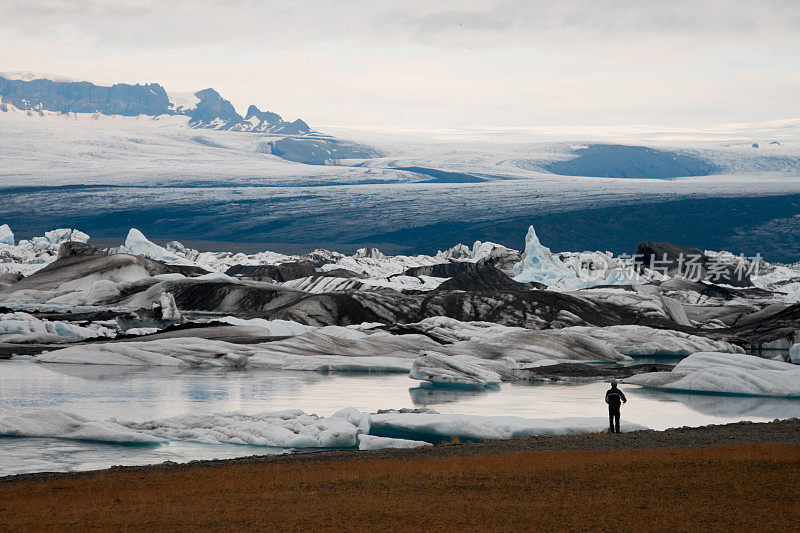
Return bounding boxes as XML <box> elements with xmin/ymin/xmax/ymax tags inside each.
<box><xmin>1</xmin><ymin>359</ymin><xmax>798</xmax><ymax>476</ymax></box>
<box><xmin>409</xmin><ymin>384</ymin><xmax>493</xmax><ymax>406</ymax></box>
<box><xmin>634</xmin><ymin>387</ymin><xmax>800</xmax><ymax>419</ymax></box>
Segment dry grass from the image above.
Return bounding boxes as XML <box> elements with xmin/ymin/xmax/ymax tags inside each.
<box><xmin>2</xmin><ymin>444</ymin><xmax>800</xmax><ymax>532</ymax></box>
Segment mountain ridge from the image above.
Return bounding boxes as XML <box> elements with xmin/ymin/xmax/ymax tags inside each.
<box><xmin>0</xmin><ymin>72</ymin><xmax>310</xmax><ymax>135</ymax></box>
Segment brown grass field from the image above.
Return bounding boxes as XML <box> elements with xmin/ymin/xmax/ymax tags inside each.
<box><xmin>1</xmin><ymin>443</ymin><xmax>799</xmax><ymax>532</ymax></box>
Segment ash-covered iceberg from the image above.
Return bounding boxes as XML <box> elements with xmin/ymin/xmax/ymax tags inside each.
<box><xmin>409</xmin><ymin>350</ymin><xmax>502</xmax><ymax>388</ymax></box>
<box><xmin>625</xmin><ymin>352</ymin><xmax>800</xmax><ymax>397</ymax></box>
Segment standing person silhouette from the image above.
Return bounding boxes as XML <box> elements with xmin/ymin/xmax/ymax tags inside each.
<box><xmin>605</xmin><ymin>380</ymin><xmax>627</xmax><ymax>434</ymax></box>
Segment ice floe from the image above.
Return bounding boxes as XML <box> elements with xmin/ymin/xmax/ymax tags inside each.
<box><xmin>0</xmin><ymin>408</ymin><xmax>647</xmax><ymax>448</ymax></box>
<box><xmin>369</xmin><ymin>412</ymin><xmax>646</xmax><ymax>442</ymax></box>
<box><xmin>0</xmin><ymin>225</ymin><xmax>90</xmax><ymax>275</ymax></box>
<box><xmin>410</xmin><ymin>350</ymin><xmax>502</xmax><ymax>388</ymax></box>
<box><xmin>0</xmin><ymin>311</ymin><xmax>115</xmax><ymax>343</ymax></box>
<box><xmin>625</xmin><ymin>352</ymin><xmax>800</xmax><ymax>397</ymax></box>
<box><xmin>36</xmin><ymin>338</ymin><xmax>257</xmax><ymax>366</ymax></box>
<box><xmin>356</xmin><ymin>434</ymin><xmax>431</xmax><ymax>450</ymax></box>
<box><xmin>0</xmin><ymin>223</ymin><xmax>14</xmax><ymax>246</ymax></box>
<box><xmin>120</xmin><ymin>410</ymin><xmax>362</xmax><ymax>448</ymax></box>
<box><xmin>0</xmin><ymin>410</ymin><xmax>162</xmax><ymax>444</ymax></box>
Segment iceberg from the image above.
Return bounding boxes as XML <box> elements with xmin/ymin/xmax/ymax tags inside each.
<box><xmin>0</xmin><ymin>226</ymin><xmax>90</xmax><ymax>276</ymax></box>
<box><xmin>0</xmin><ymin>311</ymin><xmax>116</xmax><ymax>343</ymax></box>
<box><xmin>512</xmin><ymin>225</ymin><xmax>642</xmax><ymax>289</ymax></box>
<box><xmin>0</xmin><ymin>410</ymin><xmax>162</xmax><ymax>444</ymax></box>
<box><xmin>625</xmin><ymin>352</ymin><xmax>800</xmax><ymax>397</ymax></box>
<box><xmin>0</xmin><ymin>223</ymin><xmax>14</xmax><ymax>246</ymax></box>
<box><xmin>36</xmin><ymin>338</ymin><xmax>257</xmax><ymax>367</ymax></box>
<box><xmin>120</xmin><ymin>410</ymin><xmax>362</xmax><ymax>448</ymax></box>
<box><xmin>34</xmin><ymin>334</ymin><xmax>421</xmax><ymax>372</ymax></box>
<box><xmin>357</xmin><ymin>435</ymin><xmax>431</xmax><ymax>450</ymax></box>
<box><xmin>409</xmin><ymin>350</ymin><xmax>502</xmax><ymax>388</ymax></box>
<box><xmin>0</xmin><ymin>408</ymin><xmax>647</xmax><ymax>449</ymax></box>
<box><xmin>512</xmin><ymin>226</ymin><xmax>580</xmax><ymax>288</ymax></box>
<box><xmin>369</xmin><ymin>412</ymin><xmax>647</xmax><ymax>442</ymax></box>
<box><xmin>110</xmin><ymin>228</ymin><xmax>193</xmax><ymax>265</ymax></box>
<box><xmin>216</xmin><ymin>316</ymin><xmax>313</xmax><ymax>336</ymax></box>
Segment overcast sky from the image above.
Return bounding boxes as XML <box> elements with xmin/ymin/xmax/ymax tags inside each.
<box><xmin>2</xmin><ymin>0</ymin><xmax>799</xmax><ymax>132</ymax></box>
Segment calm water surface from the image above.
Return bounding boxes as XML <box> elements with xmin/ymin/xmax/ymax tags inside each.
<box><xmin>1</xmin><ymin>360</ymin><xmax>798</xmax><ymax>476</ymax></box>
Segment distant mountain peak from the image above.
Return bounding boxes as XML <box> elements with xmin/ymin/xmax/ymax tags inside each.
<box><xmin>0</xmin><ymin>72</ymin><xmax>314</xmax><ymax>135</ymax></box>
<box><xmin>245</xmin><ymin>105</ymin><xmax>282</xmax><ymax>125</ymax></box>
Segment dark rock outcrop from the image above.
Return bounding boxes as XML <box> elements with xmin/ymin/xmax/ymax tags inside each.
<box><xmin>0</xmin><ymin>76</ymin><xmax>171</xmax><ymax>116</ymax></box>
<box><xmin>189</xmin><ymin>88</ymin><xmax>243</xmax><ymax>130</ymax></box>
<box><xmin>267</xmin><ymin>137</ymin><xmax>381</xmax><ymax>165</ymax></box>
<box><xmin>245</xmin><ymin>105</ymin><xmax>281</xmax><ymax>126</ymax></box>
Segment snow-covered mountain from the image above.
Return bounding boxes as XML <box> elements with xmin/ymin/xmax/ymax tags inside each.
<box><xmin>0</xmin><ymin>72</ymin><xmax>311</xmax><ymax>135</ymax></box>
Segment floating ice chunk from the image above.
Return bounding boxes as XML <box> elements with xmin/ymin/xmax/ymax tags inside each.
<box><xmin>196</xmin><ymin>271</ymin><xmax>237</xmax><ymax>282</ymax></box>
<box><xmin>247</xmin><ymin>352</ymin><xmax>414</xmax><ymax>372</ymax></box>
<box><xmin>357</xmin><ymin>434</ymin><xmax>431</xmax><ymax>450</ymax></box>
<box><xmin>0</xmin><ymin>311</ymin><xmax>115</xmax><ymax>342</ymax></box>
<box><xmin>34</xmin><ymin>335</ymin><xmax>417</xmax><ymax>372</ymax></box>
<box><xmin>111</xmin><ymin>228</ymin><xmax>193</xmax><ymax>265</ymax></box>
<box><xmin>332</xmin><ymin>407</ymin><xmax>371</xmax><ymax>433</ymax></box>
<box><xmin>36</xmin><ymin>338</ymin><xmax>256</xmax><ymax>367</ymax></box>
<box><xmin>217</xmin><ymin>316</ymin><xmax>313</xmax><ymax>336</ymax></box>
<box><xmin>158</xmin><ymin>291</ymin><xmax>181</xmax><ymax>322</ymax></box>
<box><xmin>120</xmin><ymin>410</ymin><xmax>361</xmax><ymax>448</ymax></box>
<box><xmin>625</xmin><ymin>352</ymin><xmax>800</xmax><ymax>397</ymax></box>
<box><xmin>410</xmin><ymin>350</ymin><xmax>502</xmax><ymax>388</ymax></box>
<box><xmin>791</xmin><ymin>344</ymin><xmax>800</xmax><ymax>364</ymax></box>
<box><xmin>512</xmin><ymin>226</ymin><xmax>578</xmax><ymax>288</ymax></box>
<box><xmin>565</xmin><ymin>325</ymin><xmax>743</xmax><ymax>357</ymax></box>
<box><xmin>406</xmin><ymin>316</ymin><xmax>524</xmax><ymax>343</ymax></box>
<box><xmin>0</xmin><ymin>227</ymin><xmax>90</xmax><ymax>271</ymax></box>
<box><xmin>512</xmin><ymin>226</ymin><xmax>644</xmax><ymax>289</ymax></box>
<box><xmin>0</xmin><ymin>410</ymin><xmax>162</xmax><ymax>444</ymax></box>
<box><xmin>124</xmin><ymin>327</ymin><xmax>160</xmax><ymax>336</ymax></box>
<box><xmin>369</xmin><ymin>413</ymin><xmax>647</xmax><ymax>442</ymax></box>
<box><xmin>0</xmin><ymin>223</ymin><xmax>14</xmax><ymax>246</ymax></box>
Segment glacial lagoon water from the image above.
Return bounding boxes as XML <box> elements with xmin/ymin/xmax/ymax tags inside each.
<box><xmin>1</xmin><ymin>359</ymin><xmax>799</xmax><ymax>476</ymax></box>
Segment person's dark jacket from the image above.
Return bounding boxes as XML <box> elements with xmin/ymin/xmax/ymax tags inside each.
<box><xmin>605</xmin><ymin>387</ymin><xmax>627</xmax><ymax>410</ymax></box>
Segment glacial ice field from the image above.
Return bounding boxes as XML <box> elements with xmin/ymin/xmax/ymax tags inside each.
<box><xmin>3</xmin><ymin>111</ymin><xmax>800</xmax><ymax>259</ymax></box>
